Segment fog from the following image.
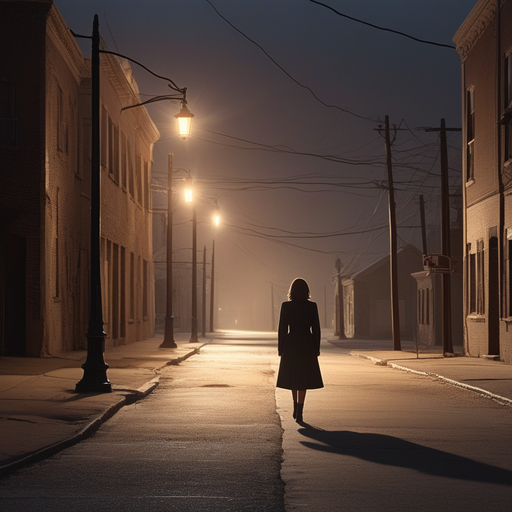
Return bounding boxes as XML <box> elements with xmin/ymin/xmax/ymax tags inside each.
<box><xmin>55</xmin><ymin>0</ymin><xmax>476</xmax><ymax>331</ymax></box>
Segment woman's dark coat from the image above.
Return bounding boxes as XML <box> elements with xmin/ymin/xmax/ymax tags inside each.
<box><xmin>276</xmin><ymin>300</ymin><xmax>324</xmax><ymax>390</ymax></box>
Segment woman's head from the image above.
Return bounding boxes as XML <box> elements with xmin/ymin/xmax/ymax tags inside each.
<box><xmin>288</xmin><ymin>278</ymin><xmax>311</xmax><ymax>301</ymax></box>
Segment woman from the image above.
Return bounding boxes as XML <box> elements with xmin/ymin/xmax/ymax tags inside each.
<box><xmin>276</xmin><ymin>277</ymin><xmax>323</xmax><ymax>423</ymax></box>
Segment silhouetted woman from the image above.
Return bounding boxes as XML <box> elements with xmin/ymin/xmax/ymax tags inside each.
<box><xmin>276</xmin><ymin>277</ymin><xmax>323</xmax><ymax>423</ymax></box>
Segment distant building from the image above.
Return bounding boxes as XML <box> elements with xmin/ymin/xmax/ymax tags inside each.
<box><xmin>336</xmin><ymin>245</ymin><xmax>423</xmax><ymax>340</ymax></box>
<box><xmin>454</xmin><ymin>0</ymin><xmax>512</xmax><ymax>363</ymax></box>
<box><xmin>0</xmin><ymin>0</ymin><xmax>158</xmax><ymax>356</ymax></box>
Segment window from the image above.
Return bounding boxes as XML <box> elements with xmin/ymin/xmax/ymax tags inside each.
<box><xmin>128</xmin><ymin>139</ymin><xmax>134</xmax><ymax>198</ymax></box>
<box><xmin>101</xmin><ymin>105</ymin><xmax>108</xmax><ymax>167</ymax></box>
<box><xmin>108</xmin><ymin>117</ymin><xmax>119</xmax><ymax>182</ymax></box>
<box><xmin>466</xmin><ymin>86</ymin><xmax>475</xmax><ymax>181</ymax></box>
<box><xmin>476</xmin><ymin>240</ymin><xmax>485</xmax><ymax>315</ymax></box>
<box><xmin>469</xmin><ymin>250</ymin><xmax>476</xmax><ymax>314</ymax></box>
<box><xmin>121</xmin><ymin>131</ymin><xmax>127</xmax><ymax>189</ymax></box>
<box><xmin>130</xmin><ymin>252</ymin><xmax>135</xmax><ymax>321</ymax></box>
<box><xmin>0</xmin><ymin>82</ymin><xmax>17</xmax><ymax>146</ymax></box>
<box><xmin>143</xmin><ymin>160</ymin><xmax>149</xmax><ymax>209</ymax></box>
<box><xmin>143</xmin><ymin>259</ymin><xmax>148</xmax><ymax>319</ymax></box>
<box><xmin>469</xmin><ymin>241</ymin><xmax>485</xmax><ymax>315</ymax></box>
<box><xmin>56</xmin><ymin>86</ymin><xmax>68</xmax><ymax>153</ymax></box>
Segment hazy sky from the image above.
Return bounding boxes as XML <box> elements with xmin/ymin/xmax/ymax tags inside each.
<box><xmin>54</xmin><ymin>0</ymin><xmax>477</xmax><ymax>330</ymax></box>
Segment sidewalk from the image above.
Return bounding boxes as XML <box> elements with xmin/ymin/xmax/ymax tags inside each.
<box><xmin>1</xmin><ymin>334</ymin><xmax>512</xmax><ymax>478</ymax></box>
<box><xmin>0</xmin><ymin>333</ymin><xmax>207</xmax><ymax>476</ymax></box>
<box><xmin>329</xmin><ymin>337</ymin><xmax>512</xmax><ymax>406</ymax></box>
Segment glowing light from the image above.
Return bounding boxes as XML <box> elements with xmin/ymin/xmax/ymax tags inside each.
<box><xmin>175</xmin><ymin>103</ymin><xmax>194</xmax><ymax>140</ymax></box>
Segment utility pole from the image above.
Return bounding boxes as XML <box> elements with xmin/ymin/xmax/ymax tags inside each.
<box><xmin>384</xmin><ymin>115</ymin><xmax>401</xmax><ymax>351</ymax></box>
<box><xmin>190</xmin><ymin>204</ymin><xmax>198</xmax><ymax>342</ymax></box>
<box><xmin>424</xmin><ymin>119</ymin><xmax>460</xmax><ymax>355</ymax></box>
<box><xmin>209</xmin><ymin>239</ymin><xmax>215</xmax><ymax>332</ymax></box>
<box><xmin>202</xmin><ymin>245</ymin><xmax>206</xmax><ymax>338</ymax></box>
<box><xmin>271</xmin><ymin>283</ymin><xmax>276</xmax><ymax>331</ymax></box>
<box><xmin>419</xmin><ymin>194</ymin><xmax>427</xmax><ymax>255</ymax></box>
<box><xmin>335</xmin><ymin>258</ymin><xmax>345</xmax><ymax>340</ymax></box>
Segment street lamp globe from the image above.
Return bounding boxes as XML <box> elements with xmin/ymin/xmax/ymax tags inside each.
<box><xmin>176</xmin><ymin>103</ymin><xmax>194</xmax><ymax>139</ymax></box>
<box><xmin>184</xmin><ymin>177</ymin><xmax>193</xmax><ymax>203</ymax></box>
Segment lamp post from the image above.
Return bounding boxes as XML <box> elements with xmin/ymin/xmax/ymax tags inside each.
<box><xmin>75</xmin><ymin>16</ymin><xmax>109</xmax><ymax>393</ymax></box>
<box><xmin>209</xmin><ymin>208</ymin><xmax>220</xmax><ymax>334</ymax></box>
<box><xmin>74</xmin><ymin>15</ymin><xmax>193</xmax><ymax>391</ymax></box>
<box><xmin>210</xmin><ymin>203</ymin><xmax>220</xmax><ymax>333</ymax></box>
<box><xmin>160</xmin><ymin>160</ymin><xmax>192</xmax><ymax>348</ymax></box>
<box><xmin>190</xmin><ymin>202</ymin><xmax>199</xmax><ymax>342</ymax></box>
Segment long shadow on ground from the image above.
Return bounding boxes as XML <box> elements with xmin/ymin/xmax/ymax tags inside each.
<box><xmin>298</xmin><ymin>424</ymin><xmax>512</xmax><ymax>486</ymax></box>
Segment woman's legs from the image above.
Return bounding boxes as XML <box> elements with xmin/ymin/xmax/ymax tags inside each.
<box><xmin>296</xmin><ymin>390</ymin><xmax>306</xmax><ymax>422</ymax></box>
<box><xmin>291</xmin><ymin>390</ymin><xmax>298</xmax><ymax>418</ymax></box>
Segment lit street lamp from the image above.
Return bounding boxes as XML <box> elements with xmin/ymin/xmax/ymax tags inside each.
<box><xmin>74</xmin><ymin>15</ymin><xmax>193</xmax><ymax>392</ymax></box>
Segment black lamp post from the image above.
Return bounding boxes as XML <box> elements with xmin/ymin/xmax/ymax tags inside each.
<box><xmin>160</xmin><ymin>158</ymin><xmax>192</xmax><ymax>348</ymax></box>
<box><xmin>75</xmin><ymin>15</ymin><xmax>110</xmax><ymax>392</ymax></box>
<box><xmin>74</xmin><ymin>15</ymin><xmax>193</xmax><ymax>391</ymax></box>
<box><xmin>190</xmin><ymin>203</ymin><xmax>199</xmax><ymax>342</ymax></box>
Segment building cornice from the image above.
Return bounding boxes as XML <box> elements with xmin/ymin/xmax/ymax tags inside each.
<box><xmin>101</xmin><ymin>49</ymin><xmax>160</xmax><ymax>144</ymax></box>
<box><xmin>453</xmin><ymin>0</ymin><xmax>505</xmax><ymax>61</ymax></box>
<box><xmin>46</xmin><ymin>4</ymin><xmax>85</xmax><ymax>80</ymax></box>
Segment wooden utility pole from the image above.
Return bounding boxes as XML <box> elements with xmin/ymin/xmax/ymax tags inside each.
<box><xmin>419</xmin><ymin>194</ymin><xmax>427</xmax><ymax>255</ymax></box>
<box><xmin>335</xmin><ymin>258</ymin><xmax>345</xmax><ymax>340</ymax></box>
<box><xmin>209</xmin><ymin>239</ymin><xmax>215</xmax><ymax>332</ymax></box>
<box><xmin>424</xmin><ymin>119</ymin><xmax>461</xmax><ymax>355</ymax></box>
<box><xmin>384</xmin><ymin>116</ymin><xmax>401</xmax><ymax>351</ymax></box>
<box><xmin>271</xmin><ymin>282</ymin><xmax>276</xmax><ymax>331</ymax></box>
<box><xmin>202</xmin><ymin>246</ymin><xmax>206</xmax><ymax>338</ymax></box>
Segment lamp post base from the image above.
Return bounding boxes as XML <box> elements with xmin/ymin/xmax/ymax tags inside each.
<box><xmin>160</xmin><ymin>315</ymin><xmax>178</xmax><ymax>348</ymax></box>
<box><xmin>75</xmin><ymin>363</ymin><xmax>111</xmax><ymax>393</ymax></box>
<box><xmin>75</xmin><ymin>332</ymin><xmax>111</xmax><ymax>393</ymax></box>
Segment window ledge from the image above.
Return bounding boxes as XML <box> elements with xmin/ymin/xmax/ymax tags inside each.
<box><xmin>467</xmin><ymin>314</ymin><xmax>485</xmax><ymax>322</ymax></box>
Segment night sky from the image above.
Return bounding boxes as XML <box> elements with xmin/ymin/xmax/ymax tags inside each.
<box><xmin>54</xmin><ymin>0</ymin><xmax>477</xmax><ymax>331</ymax></box>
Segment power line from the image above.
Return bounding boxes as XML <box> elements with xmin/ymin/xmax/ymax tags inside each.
<box><xmin>205</xmin><ymin>0</ymin><xmax>378</xmax><ymax>122</ymax></box>
<box><xmin>308</xmin><ymin>0</ymin><xmax>456</xmax><ymax>50</ymax></box>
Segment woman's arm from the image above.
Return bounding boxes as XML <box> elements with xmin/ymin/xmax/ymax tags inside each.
<box><xmin>277</xmin><ymin>302</ymin><xmax>289</xmax><ymax>356</ymax></box>
<box><xmin>311</xmin><ymin>302</ymin><xmax>321</xmax><ymax>355</ymax></box>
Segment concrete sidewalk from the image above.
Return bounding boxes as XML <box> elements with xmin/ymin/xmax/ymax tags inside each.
<box><xmin>0</xmin><ymin>333</ymin><xmax>208</xmax><ymax>476</ymax></box>
<box><xmin>1</xmin><ymin>333</ymin><xmax>512</xmax><ymax>478</ymax></box>
<box><xmin>329</xmin><ymin>337</ymin><xmax>512</xmax><ymax>406</ymax></box>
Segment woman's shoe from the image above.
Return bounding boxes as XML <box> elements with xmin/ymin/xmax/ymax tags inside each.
<box><xmin>296</xmin><ymin>403</ymin><xmax>304</xmax><ymax>423</ymax></box>
<box><xmin>293</xmin><ymin>401</ymin><xmax>297</xmax><ymax>419</ymax></box>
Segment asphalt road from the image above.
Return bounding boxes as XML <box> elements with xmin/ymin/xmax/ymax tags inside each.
<box><xmin>277</xmin><ymin>340</ymin><xmax>512</xmax><ymax>511</ymax></box>
<box><xmin>1</xmin><ymin>332</ymin><xmax>512</xmax><ymax>511</ymax></box>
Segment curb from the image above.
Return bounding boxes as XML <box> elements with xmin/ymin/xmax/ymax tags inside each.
<box><xmin>0</xmin><ymin>376</ymin><xmax>161</xmax><ymax>478</ymax></box>
<box><xmin>0</xmin><ymin>342</ymin><xmax>211</xmax><ymax>478</ymax></box>
<box><xmin>352</xmin><ymin>353</ymin><xmax>512</xmax><ymax>408</ymax></box>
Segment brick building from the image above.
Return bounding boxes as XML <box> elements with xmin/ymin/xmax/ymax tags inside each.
<box><xmin>0</xmin><ymin>0</ymin><xmax>158</xmax><ymax>356</ymax></box>
<box><xmin>454</xmin><ymin>0</ymin><xmax>512</xmax><ymax>362</ymax></box>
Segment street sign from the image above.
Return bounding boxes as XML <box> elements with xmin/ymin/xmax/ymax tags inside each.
<box><xmin>423</xmin><ymin>253</ymin><xmax>451</xmax><ymax>273</ymax></box>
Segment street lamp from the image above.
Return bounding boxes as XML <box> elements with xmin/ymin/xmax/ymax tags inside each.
<box><xmin>159</xmin><ymin>155</ymin><xmax>193</xmax><ymax>349</ymax></box>
<box><xmin>190</xmin><ymin>195</ymin><xmax>220</xmax><ymax>341</ymax></box>
<box><xmin>210</xmin><ymin>202</ymin><xmax>220</xmax><ymax>333</ymax></box>
<box><xmin>74</xmin><ymin>15</ymin><xmax>192</xmax><ymax>392</ymax></box>
<box><xmin>190</xmin><ymin>200</ymin><xmax>199</xmax><ymax>342</ymax></box>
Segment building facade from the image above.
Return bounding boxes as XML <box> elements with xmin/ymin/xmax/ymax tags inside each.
<box><xmin>0</xmin><ymin>0</ymin><xmax>158</xmax><ymax>356</ymax></box>
<box><xmin>454</xmin><ymin>0</ymin><xmax>512</xmax><ymax>362</ymax></box>
<box><xmin>336</xmin><ymin>245</ymin><xmax>423</xmax><ymax>340</ymax></box>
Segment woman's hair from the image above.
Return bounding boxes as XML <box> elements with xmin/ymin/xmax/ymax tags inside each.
<box><xmin>288</xmin><ymin>278</ymin><xmax>311</xmax><ymax>301</ymax></box>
